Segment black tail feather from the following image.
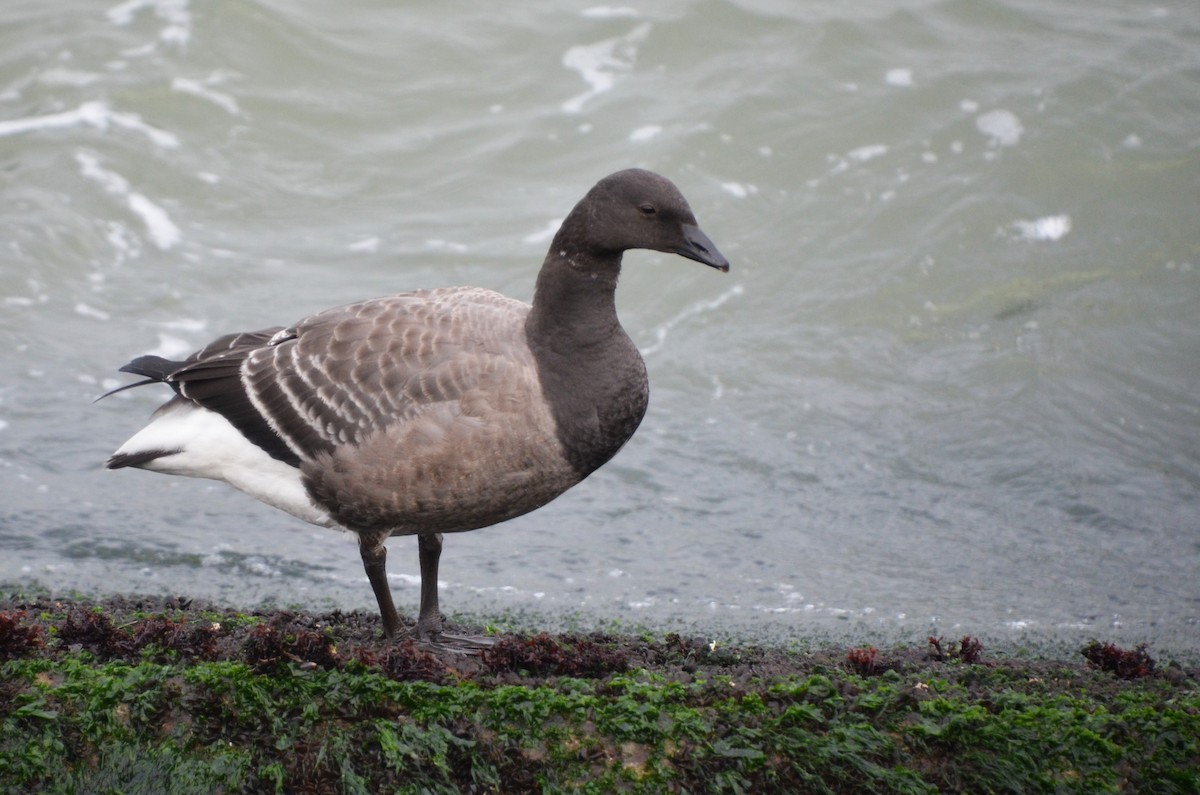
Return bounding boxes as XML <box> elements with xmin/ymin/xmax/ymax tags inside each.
<box><xmin>107</xmin><ymin>448</ymin><xmax>180</xmax><ymax>470</ymax></box>
<box><xmin>94</xmin><ymin>378</ymin><xmax>159</xmax><ymax>402</ymax></box>
<box><xmin>119</xmin><ymin>355</ymin><xmax>182</xmax><ymax>381</ymax></box>
<box><xmin>95</xmin><ymin>355</ymin><xmax>186</xmax><ymax>403</ymax></box>
<box><xmin>102</xmin><ymin>328</ymin><xmax>300</xmax><ymax>467</ymax></box>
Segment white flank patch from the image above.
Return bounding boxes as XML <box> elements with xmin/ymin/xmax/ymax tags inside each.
<box><xmin>113</xmin><ymin>402</ymin><xmax>334</xmax><ymax>527</ymax></box>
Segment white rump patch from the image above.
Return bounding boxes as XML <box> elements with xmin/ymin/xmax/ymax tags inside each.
<box><xmin>112</xmin><ymin>401</ymin><xmax>333</xmax><ymax>527</ymax></box>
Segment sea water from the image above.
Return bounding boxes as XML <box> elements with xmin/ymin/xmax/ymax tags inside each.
<box><xmin>1</xmin><ymin>1</ymin><xmax>1197</xmax><ymax>654</ymax></box>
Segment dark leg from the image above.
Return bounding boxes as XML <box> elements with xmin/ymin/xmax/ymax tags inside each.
<box><xmin>359</xmin><ymin>535</ymin><xmax>403</xmax><ymax>639</ymax></box>
<box><xmin>415</xmin><ymin>533</ymin><xmax>444</xmax><ymax>640</ymax></box>
<box><xmin>415</xmin><ymin>533</ymin><xmax>494</xmax><ymax>651</ymax></box>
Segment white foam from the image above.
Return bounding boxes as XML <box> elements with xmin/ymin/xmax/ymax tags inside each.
<box><xmin>0</xmin><ymin>101</ymin><xmax>103</xmax><ymax>138</ymax></box>
<box><xmin>159</xmin><ymin>317</ymin><xmax>207</xmax><ymax>333</ymax></box>
<box><xmin>847</xmin><ymin>144</ymin><xmax>888</xmax><ymax>162</ymax></box>
<box><xmin>171</xmin><ymin>75</ymin><xmax>239</xmax><ymax>115</ymax></box>
<box><xmin>246</xmin><ymin>559</ymin><xmax>279</xmax><ymax>578</ymax></box>
<box><xmin>74</xmin><ymin>302</ymin><xmax>111</xmax><ymax>321</ymax></box>
<box><xmin>128</xmin><ymin>193</ymin><xmax>181</xmax><ymax>249</ymax></box>
<box><xmin>628</xmin><ymin>124</ymin><xmax>661</xmax><ymax>142</ymax></box>
<box><xmin>108</xmin><ymin>0</ymin><xmax>193</xmax><ymax>47</ymax></box>
<box><xmin>643</xmin><ymin>283</ymin><xmax>745</xmax><ymax>356</ymax></box>
<box><xmin>107</xmin><ymin>109</ymin><xmax>180</xmax><ymax>148</ymax></box>
<box><xmin>885</xmin><ymin>67</ymin><xmax>913</xmax><ymax>87</ymax></box>
<box><xmin>119</xmin><ymin>43</ymin><xmax>156</xmax><ymax>58</ymax></box>
<box><xmin>424</xmin><ymin>239</ymin><xmax>468</xmax><ymax>253</ymax></box>
<box><xmin>0</xmin><ymin>419</ymin><xmax>8</xmax><ymax>432</ymax></box>
<box><xmin>1011</xmin><ymin>214</ymin><xmax>1072</xmax><ymax>242</ymax></box>
<box><xmin>348</xmin><ymin>236</ymin><xmax>380</xmax><ymax>253</ymax></box>
<box><xmin>523</xmin><ymin>218</ymin><xmax>562</xmax><ymax>245</ymax></box>
<box><xmin>582</xmin><ymin>6</ymin><xmax>639</xmax><ymax>18</ymax></box>
<box><xmin>148</xmin><ymin>333</ymin><xmax>195</xmax><ymax>359</ymax></box>
<box><xmin>102</xmin><ymin>221</ymin><xmax>138</xmax><ymax>256</ymax></box>
<box><xmin>975</xmin><ymin>108</ymin><xmax>1024</xmax><ymax>147</ymax></box>
<box><xmin>160</xmin><ymin>23</ymin><xmax>191</xmax><ymax>46</ymax></box>
<box><xmin>77</xmin><ymin>151</ymin><xmax>129</xmax><ymax>193</ymax></box>
<box><xmin>561</xmin><ymin>22</ymin><xmax>652</xmax><ymax>113</ymax></box>
<box><xmin>108</xmin><ymin>0</ymin><xmax>152</xmax><ymax>25</ymax></box>
<box><xmin>39</xmin><ymin>68</ymin><xmax>102</xmax><ymax>87</ymax></box>
<box><xmin>0</xmin><ymin>101</ymin><xmax>178</xmax><ymax>149</ymax></box>
<box><xmin>76</xmin><ymin>151</ymin><xmax>181</xmax><ymax>250</ymax></box>
<box><xmin>720</xmin><ymin>182</ymin><xmax>758</xmax><ymax>199</ymax></box>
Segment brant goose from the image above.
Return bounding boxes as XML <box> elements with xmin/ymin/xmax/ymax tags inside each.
<box><xmin>105</xmin><ymin>169</ymin><xmax>729</xmax><ymax>644</ymax></box>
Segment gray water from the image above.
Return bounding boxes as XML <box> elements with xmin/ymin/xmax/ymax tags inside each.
<box><xmin>2</xmin><ymin>1</ymin><xmax>1198</xmax><ymax>655</ymax></box>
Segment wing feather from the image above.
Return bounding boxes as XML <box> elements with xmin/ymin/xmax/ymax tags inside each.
<box><xmin>115</xmin><ymin>287</ymin><xmax>532</xmax><ymax>476</ymax></box>
<box><xmin>133</xmin><ymin>328</ymin><xmax>299</xmax><ymax>466</ymax></box>
<box><xmin>244</xmin><ymin>287</ymin><xmax>531</xmax><ymax>460</ymax></box>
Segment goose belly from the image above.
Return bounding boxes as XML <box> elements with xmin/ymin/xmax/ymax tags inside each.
<box><xmin>302</xmin><ymin>402</ymin><xmax>581</xmax><ymax>535</ymax></box>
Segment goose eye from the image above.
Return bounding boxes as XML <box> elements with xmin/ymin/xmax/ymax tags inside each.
<box><xmin>638</xmin><ymin>204</ymin><xmax>657</xmax><ymax>217</ymax></box>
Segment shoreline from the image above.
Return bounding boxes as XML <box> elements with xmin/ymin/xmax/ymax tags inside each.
<box><xmin>2</xmin><ymin>590</ymin><xmax>1198</xmax><ymax>792</ymax></box>
<box><xmin>4</xmin><ymin>579</ymin><xmax>1196</xmax><ymax>664</ymax></box>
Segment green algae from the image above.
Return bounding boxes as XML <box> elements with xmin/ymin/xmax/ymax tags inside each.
<box><xmin>0</xmin><ymin>596</ymin><xmax>1197</xmax><ymax>793</ymax></box>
